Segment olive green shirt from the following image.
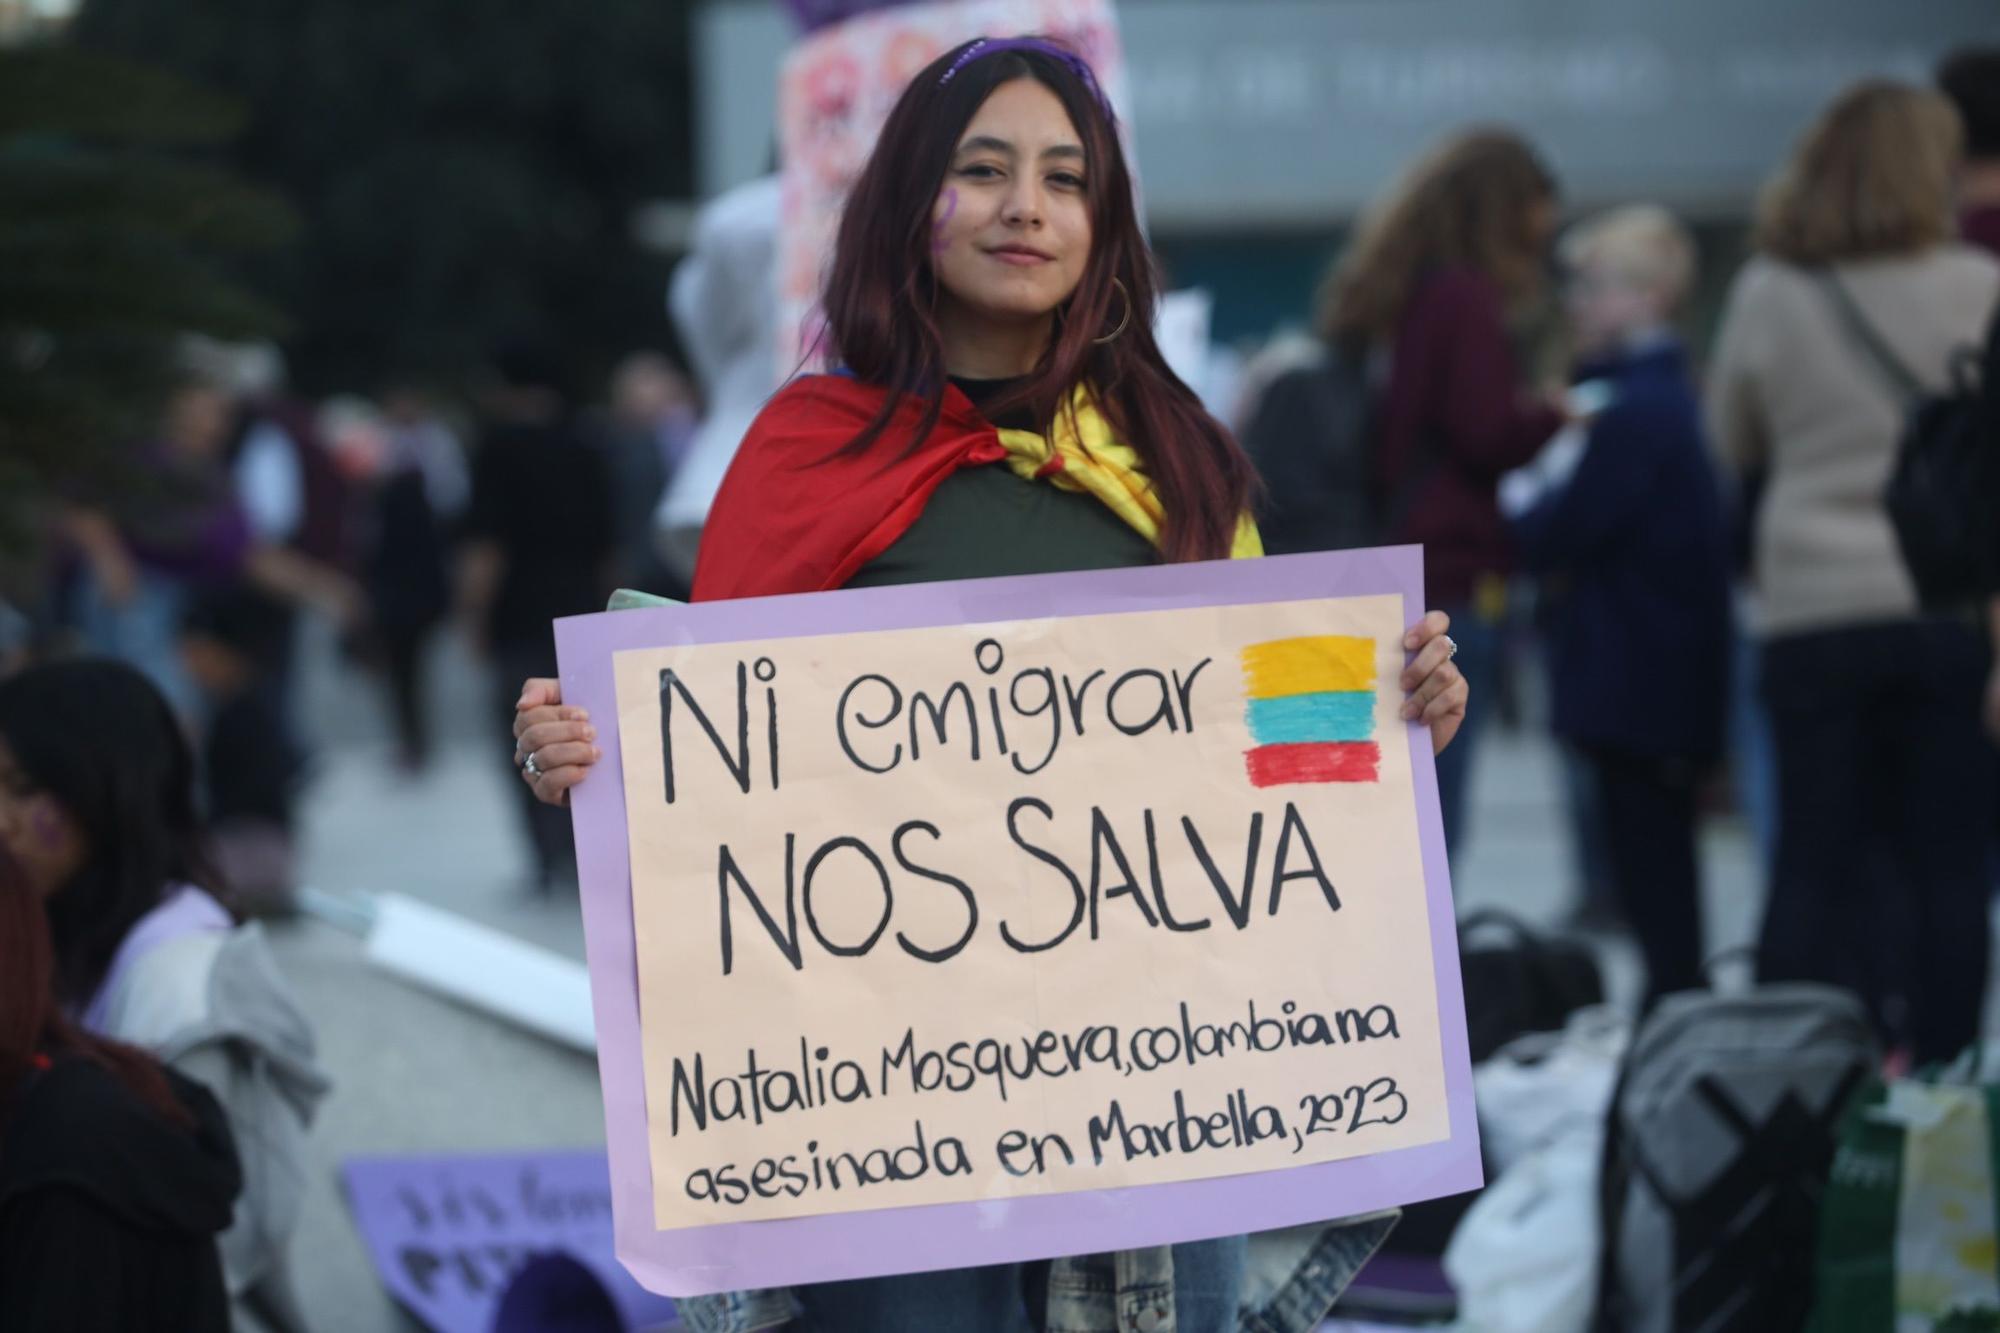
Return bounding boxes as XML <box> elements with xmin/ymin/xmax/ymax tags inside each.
<box><xmin>845</xmin><ymin>376</ymin><xmax>1155</xmax><ymax>589</ymax></box>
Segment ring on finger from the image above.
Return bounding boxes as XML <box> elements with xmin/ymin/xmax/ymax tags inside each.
<box><xmin>524</xmin><ymin>751</ymin><xmax>545</xmax><ymax>779</ymax></box>
<box><xmin>1442</xmin><ymin>635</ymin><xmax>1458</xmax><ymax>660</ymax></box>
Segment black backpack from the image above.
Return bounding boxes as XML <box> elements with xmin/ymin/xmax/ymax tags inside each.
<box><xmin>1456</xmin><ymin>909</ymin><xmax>1605</xmax><ymax>1064</ymax></box>
<box><xmin>1241</xmin><ymin>344</ymin><xmax>1378</xmax><ymax>554</ymax></box>
<box><xmin>1592</xmin><ymin>981</ymin><xmax>1876</xmax><ymax>1333</ymax></box>
<box><xmin>1819</xmin><ymin>273</ymin><xmax>1995</xmax><ymax>610</ymax></box>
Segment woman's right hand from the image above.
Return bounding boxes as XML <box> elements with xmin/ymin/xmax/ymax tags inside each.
<box><xmin>513</xmin><ymin>678</ymin><xmax>600</xmax><ymax>807</ymax></box>
<box><xmin>65</xmin><ymin>507</ymin><xmax>139</xmax><ymax>607</ymax></box>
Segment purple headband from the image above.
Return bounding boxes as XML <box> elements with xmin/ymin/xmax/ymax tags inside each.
<box><xmin>936</xmin><ymin>36</ymin><xmax>1116</xmax><ymax>123</ymax></box>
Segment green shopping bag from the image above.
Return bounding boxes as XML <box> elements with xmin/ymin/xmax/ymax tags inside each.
<box><xmin>1808</xmin><ymin>1062</ymin><xmax>2000</xmax><ymax>1333</ymax></box>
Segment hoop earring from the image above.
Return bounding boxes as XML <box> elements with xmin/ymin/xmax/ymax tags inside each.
<box><xmin>1094</xmin><ymin>279</ymin><xmax>1133</xmax><ymax>345</ymax></box>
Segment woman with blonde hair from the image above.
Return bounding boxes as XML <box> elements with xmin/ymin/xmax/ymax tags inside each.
<box><xmin>1708</xmin><ymin>81</ymin><xmax>1999</xmax><ymax>1064</ymax></box>
<box><xmin>1316</xmin><ymin>129</ymin><xmax>1567</xmax><ymax>850</ymax></box>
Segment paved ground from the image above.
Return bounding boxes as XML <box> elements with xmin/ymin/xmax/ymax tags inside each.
<box><xmin>272</xmin><ymin>621</ymin><xmax>1772</xmax><ymax>1330</ymax></box>
<box><xmin>272</xmin><ymin>628</ymin><xmax>605</xmax><ymax>1332</ymax></box>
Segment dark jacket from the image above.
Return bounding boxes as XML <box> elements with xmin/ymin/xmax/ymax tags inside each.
<box><xmin>1513</xmin><ymin>339</ymin><xmax>1732</xmax><ymax>760</ymax></box>
<box><xmin>1982</xmin><ymin>303</ymin><xmax>2000</xmax><ymax>596</ymax></box>
<box><xmin>466</xmin><ymin>418</ymin><xmax>616</xmax><ymax>650</ymax></box>
<box><xmin>1376</xmin><ymin>267</ymin><xmax>1565</xmax><ymax>606</ymax></box>
<box><xmin>0</xmin><ymin>1059</ymin><xmax>241</xmax><ymax>1332</ymax></box>
<box><xmin>365</xmin><ymin>465</ymin><xmax>454</xmax><ymax>633</ymax></box>
<box><xmin>1241</xmin><ymin>349</ymin><xmax>1377</xmax><ymax>555</ymax></box>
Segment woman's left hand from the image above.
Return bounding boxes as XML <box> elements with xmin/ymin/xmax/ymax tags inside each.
<box><xmin>1400</xmin><ymin>610</ymin><xmax>1467</xmax><ymax>756</ymax></box>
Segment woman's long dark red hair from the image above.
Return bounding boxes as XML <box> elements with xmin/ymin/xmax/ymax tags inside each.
<box><xmin>819</xmin><ymin>36</ymin><xmax>1256</xmax><ymax>563</ymax></box>
<box><xmin>0</xmin><ymin>846</ymin><xmax>188</xmax><ymax>1139</ymax></box>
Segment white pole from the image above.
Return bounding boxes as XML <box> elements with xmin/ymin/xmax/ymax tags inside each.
<box><xmin>338</xmin><ymin>892</ymin><xmax>598</xmax><ymax>1054</ymax></box>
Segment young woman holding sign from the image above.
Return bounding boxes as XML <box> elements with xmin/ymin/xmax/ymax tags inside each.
<box><xmin>513</xmin><ymin>36</ymin><xmax>1465</xmax><ymax>1333</ymax></box>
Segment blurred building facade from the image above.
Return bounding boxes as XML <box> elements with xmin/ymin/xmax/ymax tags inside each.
<box><xmin>0</xmin><ymin>0</ymin><xmax>75</xmax><ymax>41</ymax></box>
<box><xmin>693</xmin><ymin>0</ymin><xmax>2000</xmax><ymax>342</ymax></box>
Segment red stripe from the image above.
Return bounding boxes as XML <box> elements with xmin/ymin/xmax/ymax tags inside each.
<box><xmin>1245</xmin><ymin>741</ymin><xmax>1380</xmax><ymax>787</ymax></box>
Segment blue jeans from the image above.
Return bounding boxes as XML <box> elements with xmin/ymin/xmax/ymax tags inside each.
<box><xmin>1757</xmin><ymin>618</ymin><xmax>1992</xmax><ymax>1064</ymax></box>
<box><xmin>789</xmin><ymin>1238</ymin><xmax>1247</xmax><ymax>1333</ymax></box>
<box><xmin>1729</xmin><ymin>609</ymin><xmax>1777</xmax><ymax>875</ymax></box>
<box><xmin>1429</xmin><ymin>600</ymin><xmax>1500</xmax><ymax>859</ymax></box>
<box><xmin>72</xmin><ymin>567</ymin><xmax>200</xmax><ymax>722</ymax></box>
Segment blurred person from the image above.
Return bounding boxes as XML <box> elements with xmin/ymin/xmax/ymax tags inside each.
<box><xmin>0</xmin><ymin>658</ymin><xmax>329</xmax><ymax>1331</ymax></box>
<box><xmin>1232</xmin><ymin>325</ymin><xmax>1369</xmax><ymax>556</ymax></box>
<box><xmin>1936</xmin><ymin>48</ymin><xmax>2000</xmax><ymax>764</ymax></box>
<box><xmin>1505</xmin><ymin>205</ymin><xmax>1731</xmax><ymax>1005</ymax></box>
<box><xmin>363</xmin><ymin>386</ymin><xmax>469</xmax><ymax>771</ymax></box>
<box><xmin>66</xmin><ymin>367</ymin><xmax>361</xmax><ymax>727</ymax></box>
<box><xmin>1318</xmin><ymin>130</ymin><xmax>1568</xmax><ymax>854</ymax></box>
<box><xmin>1938</xmin><ymin>47</ymin><xmax>2000</xmax><ymax>257</ymax></box>
<box><xmin>509</xmin><ymin>36</ymin><xmax>1468</xmax><ymax>1333</ymax></box>
<box><xmin>0</xmin><ymin>846</ymin><xmax>240</xmax><ymax>1332</ymax></box>
<box><xmin>1227</xmin><ymin>328</ymin><xmax>1325</xmax><ymax>440</ymax></box>
<box><xmin>1518</xmin><ymin>573</ymin><xmax>1621</xmax><ymax>933</ymax></box>
<box><xmin>381</xmin><ymin>386</ymin><xmax>472</xmax><ymax>519</ymax></box>
<box><xmin>193</xmin><ymin>338</ymin><xmax>366</xmax><ymax>669</ymax></box>
<box><xmin>658</xmin><ymin>173</ymin><xmax>784</xmax><ymax>584</ymax></box>
<box><xmin>1708</xmin><ymin>82</ymin><xmax>1999</xmax><ymax>1064</ymax></box>
<box><xmin>0</xmin><ymin>600</ymin><xmax>26</xmax><ymax>677</ymax></box>
<box><xmin>460</xmin><ymin>341</ymin><xmax>615</xmax><ymax>890</ymax></box>
<box><xmin>603</xmin><ymin>352</ymin><xmax>698</xmax><ymax>599</ymax></box>
<box><xmin>188</xmin><ymin>337</ymin><xmax>357</xmax><ymax>581</ymax></box>
<box><xmin>64</xmin><ymin>376</ymin><xmax>254</xmax><ymax>719</ymax></box>
<box><xmin>181</xmin><ymin>584</ymin><xmax>307</xmax><ymax>916</ymax></box>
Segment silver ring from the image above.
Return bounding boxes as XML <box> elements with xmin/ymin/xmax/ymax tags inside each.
<box><xmin>1443</xmin><ymin>635</ymin><xmax>1458</xmax><ymax>660</ymax></box>
<box><xmin>523</xmin><ymin>751</ymin><xmax>544</xmax><ymax>779</ymax></box>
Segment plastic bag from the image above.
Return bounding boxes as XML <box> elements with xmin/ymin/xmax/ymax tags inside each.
<box><xmin>1444</xmin><ymin>1119</ymin><xmax>1600</xmax><ymax>1333</ymax></box>
<box><xmin>1444</xmin><ymin>1008</ymin><xmax>1627</xmax><ymax>1333</ymax></box>
<box><xmin>1809</xmin><ymin>1057</ymin><xmax>2000</xmax><ymax>1332</ymax></box>
<box><xmin>1473</xmin><ymin>1005</ymin><xmax>1626</xmax><ymax>1173</ymax></box>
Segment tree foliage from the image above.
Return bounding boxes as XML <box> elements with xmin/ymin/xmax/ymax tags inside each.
<box><xmin>70</xmin><ymin>0</ymin><xmax>695</xmax><ymax>397</ymax></box>
<box><xmin>0</xmin><ymin>43</ymin><xmax>293</xmax><ymax>563</ymax></box>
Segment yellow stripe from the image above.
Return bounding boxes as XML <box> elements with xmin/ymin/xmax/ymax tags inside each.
<box><xmin>1241</xmin><ymin>635</ymin><xmax>1376</xmax><ymax>698</ymax></box>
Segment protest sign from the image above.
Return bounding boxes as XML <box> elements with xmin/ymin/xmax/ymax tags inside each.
<box><xmin>559</xmin><ymin>547</ymin><xmax>1479</xmax><ymax>1296</ymax></box>
<box><xmin>343</xmin><ymin>1151</ymin><xmax>679</xmax><ymax>1331</ymax></box>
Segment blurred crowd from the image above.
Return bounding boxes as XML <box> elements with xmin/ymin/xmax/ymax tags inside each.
<box><xmin>3</xmin><ymin>30</ymin><xmax>1999</xmax><ymax>1333</ymax></box>
<box><xmin>3</xmin><ymin>337</ymin><xmax>701</xmax><ymax>903</ymax></box>
<box><xmin>1233</xmin><ymin>56</ymin><xmax>2000</xmax><ymax>1073</ymax></box>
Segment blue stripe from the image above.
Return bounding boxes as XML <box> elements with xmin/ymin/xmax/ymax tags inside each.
<box><xmin>1246</xmin><ymin>691</ymin><xmax>1376</xmax><ymax>745</ymax></box>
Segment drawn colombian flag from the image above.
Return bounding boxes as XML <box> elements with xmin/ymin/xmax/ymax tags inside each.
<box><xmin>1241</xmin><ymin>635</ymin><xmax>1380</xmax><ymax>787</ymax></box>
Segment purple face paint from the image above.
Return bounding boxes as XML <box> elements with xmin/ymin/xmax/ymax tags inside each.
<box><xmin>931</xmin><ymin>187</ymin><xmax>959</xmax><ymax>253</ymax></box>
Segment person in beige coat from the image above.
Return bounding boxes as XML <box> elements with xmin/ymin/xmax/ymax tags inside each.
<box><xmin>1707</xmin><ymin>81</ymin><xmax>1999</xmax><ymax>1065</ymax></box>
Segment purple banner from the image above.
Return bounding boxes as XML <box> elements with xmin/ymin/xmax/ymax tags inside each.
<box><xmin>342</xmin><ymin>1152</ymin><xmax>680</xmax><ymax>1332</ymax></box>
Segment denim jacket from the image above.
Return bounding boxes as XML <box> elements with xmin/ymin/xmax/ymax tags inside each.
<box><xmin>673</xmin><ymin>1213</ymin><xmax>1397</xmax><ymax>1333</ymax></box>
